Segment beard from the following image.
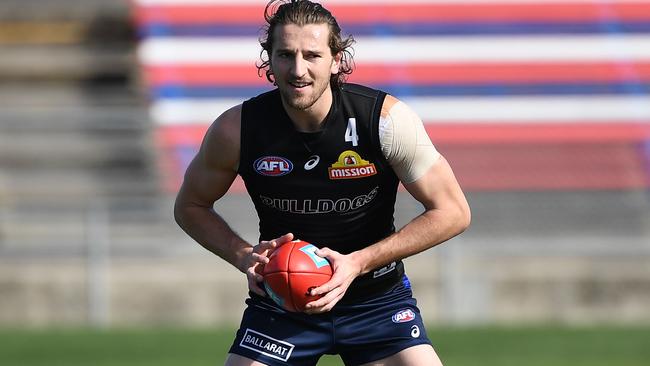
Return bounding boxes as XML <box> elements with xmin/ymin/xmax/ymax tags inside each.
<box><xmin>278</xmin><ymin>77</ymin><xmax>331</xmax><ymax>111</ymax></box>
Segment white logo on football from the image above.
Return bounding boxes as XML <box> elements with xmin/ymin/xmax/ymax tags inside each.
<box><xmin>304</xmin><ymin>155</ymin><xmax>320</xmax><ymax>170</ymax></box>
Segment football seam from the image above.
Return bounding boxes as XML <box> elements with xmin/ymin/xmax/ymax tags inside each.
<box><xmin>287</xmin><ymin>242</ymin><xmax>296</xmax><ymax>311</ymax></box>
<box><xmin>262</xmin><ymin>270</ymin><xmax>331</xmax><ymax>275</ymax></box>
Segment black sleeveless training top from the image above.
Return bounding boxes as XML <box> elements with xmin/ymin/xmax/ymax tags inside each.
<box><xmin>238</xmin><ymin>83</ymin><xmax>405</xmax><ymax>300</ymax></box>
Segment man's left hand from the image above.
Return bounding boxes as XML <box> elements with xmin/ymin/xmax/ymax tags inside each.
<box><xmin>303</xmin><ymin>247</ymin><xmax>362</xmax><ymax>314</ymax></box>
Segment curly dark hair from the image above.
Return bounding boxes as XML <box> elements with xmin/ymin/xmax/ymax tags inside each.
<box><xmin>256</xmin><ymin>0</ymin><xmax>355</xmax><ymax>88</ymax></box>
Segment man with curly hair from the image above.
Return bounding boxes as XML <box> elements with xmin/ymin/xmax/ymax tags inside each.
<box><xmin>174</xmin><ymin>1</ymin><xmax>471</xmax><ymax>365</ymax></box>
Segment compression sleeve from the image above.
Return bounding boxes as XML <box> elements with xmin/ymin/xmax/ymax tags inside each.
<box><xmin>379</xmin><ymin>95</ymin><xmax>441</xmax><ymax>184</ymax></box>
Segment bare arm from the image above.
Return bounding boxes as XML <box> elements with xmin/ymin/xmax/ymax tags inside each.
<box><xmin>306</xmin><ymin>156</ymin><xmax>470</xmax><ymax>313</ymax></box>
<box><xmin>349</xmin><ymin>96</ymin><xmax>471</xmax><ymax>273</ymax></box>
<box><xmin>173</xmin><ymin>105</ymin><xmax>292</xmax><ymax>295</ymax></box>
<box><xmin>351</xmin><ymin>155</ymin><xmax>470</xmax><ymax>275</ymax></box>
<box><xmin>305</xmin><ymin>96</ymin><xmax>471</xmax><ymax>313</ymax></box>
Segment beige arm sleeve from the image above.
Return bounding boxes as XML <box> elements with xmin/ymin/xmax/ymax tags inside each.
<box><xmin>379</xmin><ymin>97</ymin><xmax>441</xmax><ymax>184</ymax></box>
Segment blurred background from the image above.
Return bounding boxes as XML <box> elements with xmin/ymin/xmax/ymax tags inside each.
<box><xmin>1</xmin><ymin>0</ymin><xmax>650</xmax><ymax>362</ymax></box>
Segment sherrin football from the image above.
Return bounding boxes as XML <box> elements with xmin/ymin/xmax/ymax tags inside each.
<box><xmin>262</xmin><ymin>240</ymin><xmax>333</xmax><ymax>312</ymax></box>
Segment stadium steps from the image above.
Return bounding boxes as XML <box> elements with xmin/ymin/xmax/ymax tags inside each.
<box><xmin>0</xmin><ymin>0</ymin><xmax>182</xmax><ymax>254</ymax></box>
<box><xmin>0</xmin><ymin>45</ymin><xmax>133</xmax><ymax>82</ymax></box>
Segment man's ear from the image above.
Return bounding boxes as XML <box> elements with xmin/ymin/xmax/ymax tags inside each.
<box><xmin>266</xmin><ymin>56</ymin><xmax>276</xmax><ymax>85</ymax></box>
<box><xmin>331</xmin><ymin>52</ymin><xmax>342</xmax><ymax>74</ymax></box>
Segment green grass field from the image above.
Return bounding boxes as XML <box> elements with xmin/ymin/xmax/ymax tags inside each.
<box><xmin>1</xmin><ymin>326</ymin><xmax>649</xmax><ymax>366</ymax></box>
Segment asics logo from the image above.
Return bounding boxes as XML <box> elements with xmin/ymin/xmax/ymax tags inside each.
<box><xmin>304</xmin><ymin>155</ymin><xmax>320</xmax><ymax>170</ymax></box>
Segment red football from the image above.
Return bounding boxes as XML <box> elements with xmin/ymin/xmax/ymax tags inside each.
<box><xmin>262</xmin><ymin>240</ymin><xmax>333</xmax><ymax>312</ymax></box>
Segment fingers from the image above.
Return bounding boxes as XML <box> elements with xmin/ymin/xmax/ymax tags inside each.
<box><xmin>246</xmin><ymin>233</ymin><xmax>294</xmax><ymax>298</ymax></box>
<box><xmin>314</xmin><ymin>247</ymin><xmax>331</xmax><ymax>258</ymax></box>
<box><xmin>245</xmin><ymin>256</ymin><xmax>266</xmax><ymax>297</ymax></box>
<box><xmin>309</xmin><ymin>272</ymin><xmax>340</xmax><ymax>297</ymax></box>
<box><xmin>304</xmin><ymin>287</ymin><xmax>345</xmax><ymax>314</ymax></box>
<box><xmin>247</xmin><ymin>256</ymin><xmax>265</xmax><ymax>280</ymax></box>
<box><xmin>257</xmin><ymin>232</ymin><xmax>294</xmax><ymax>253</ymax></box>
<box><xmin>309</xmin><ymin>247</ymin><xmax>338</xmax><ymax>296</ymax></box>
<box><xmin>302</xmin><ymin>247</ymin><xmax>351</xmax><ymax>313</ymax></box>
<box><xmin>277</xmin><ymin>232</ymin><xmax>294</xmax><ymax>243</ymax></box>
<box><xmin>261</xmin><ymin>232</ymin><xmax>294</xmax><ymax>245</ymax></box>
<box><xmin>249</xmin><ymin>277</ymin><xmax>267</xmax><ymax>297</ymax></box>
<box><xmin>246</xmin><ymin>245</ymin><xmax>275</xmax><ymax>297</ymax></box>
<box><xmin>302</xmin><ymin>247</ymin><xmax>368</xmax><ymax>314</ymax></box>
<box><xmin>251</xmin><ymin>251</ymin><xmax>271</xmax><ymax>267</ymax></box>
<box><xmin>246</xmin><ymin>253</ymin><xmax>270</xmax><ymax>297</ymax></box>
<box><xmin>256</xmin><ymin>240</ymin><xmax>277</xmax><ymax>254</ymax></box>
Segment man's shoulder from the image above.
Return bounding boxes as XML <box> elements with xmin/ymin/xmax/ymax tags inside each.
<box><xmin>241</xmin><ymin>89</ymin><xmax>281</xmax><ymax>126</ymax></box>
<box><xmin>341</xmin><ymin>83</ymin><xmax>385</xmax><ymax>99</ymax></box>
<box><xmin>245</xmin><ymin>88</ymin><xmax>280</xmax><ymax>106</ymax></box>
<box><xmin>209</xmin><ymin>104</ymin><xmax>241</xmax><ymax>144</ymax></box>
<box><xmin>341</xmin><ymin>84</ymin><xmax>406</xmax><ymax>114</ymax></box>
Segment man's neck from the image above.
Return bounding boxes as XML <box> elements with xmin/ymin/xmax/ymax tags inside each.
<box><xmin>282</xmin><ymin>88</ymin><xmax>333</xmax><ymax>133</ymax></box>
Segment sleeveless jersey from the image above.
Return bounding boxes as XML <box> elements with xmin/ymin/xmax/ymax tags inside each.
<box><xmin>239</xmin><ymin>83</ymin><xmax>404</xmax><ymax>300</ymax></box>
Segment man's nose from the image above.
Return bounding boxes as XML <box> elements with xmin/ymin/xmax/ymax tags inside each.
<box><xmin>291</xmin><ymin>56</ymin><xmax>307</xmax><ymax>77</ymax></box>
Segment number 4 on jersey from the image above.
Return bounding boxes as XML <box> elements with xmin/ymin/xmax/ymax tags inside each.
<box><xmin>345</xmin><ymin>118</ymin><xmax>359</xmax><ymax>146</ymax></box>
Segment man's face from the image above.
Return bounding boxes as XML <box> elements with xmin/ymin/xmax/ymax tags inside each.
<box><xmin>270</xmin><ymin>23</ymin><xmax>340</xmax><ymax>111</ymax></box>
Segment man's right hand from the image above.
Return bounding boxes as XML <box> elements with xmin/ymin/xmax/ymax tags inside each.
<box><xmin>242</xmin><ymin>232</ymin><xmax>294</xmax><ymax>296</ymax></box>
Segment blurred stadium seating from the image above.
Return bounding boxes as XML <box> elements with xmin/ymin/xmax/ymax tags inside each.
<box><xmin>1</xmin><ymin>0</ymin><xmax>650</xmax><ymax>327</ymax></box>
<box><xmin>0</xmin><ymin>0</ymin><xmax>169</xmax><ymax>253</ymax></box>
<box><xmin>134</xmin><ymin>0</ymin><xmax>650</xmax><ymax>192</ymax></box>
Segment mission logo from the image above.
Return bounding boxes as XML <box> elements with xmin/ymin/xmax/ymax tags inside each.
<box><xmin>328</xmin><ymin>150</ymin><xmax>377</xmax><ymax>180</ymax></box>
<box><xmin>254</xmin><ymin>156</ymin><xmax>293</xmax><ymax>177</ymax></box>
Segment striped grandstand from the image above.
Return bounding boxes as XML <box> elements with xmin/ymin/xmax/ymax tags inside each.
<box><xmin>132</xmin><ymin>0</ymin><xmax>650</xmax><ymax>193</ymax></box>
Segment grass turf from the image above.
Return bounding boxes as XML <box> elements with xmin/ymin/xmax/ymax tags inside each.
<box><xmin>0</xmin><ymin>326</ymin><xmax>649</xmax><ymax>365</ymax></box>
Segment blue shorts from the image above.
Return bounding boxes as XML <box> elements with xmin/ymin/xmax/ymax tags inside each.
<box><xmin>228</xmin><ymin>276</ymin><xmax>432</xmax><ymax>365</ymax></box>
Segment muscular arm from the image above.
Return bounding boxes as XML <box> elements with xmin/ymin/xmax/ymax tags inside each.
<box><xmin>173</xmin><ymin>105</ymin><xmax>253</xmax><ymax>272</ymax></box>
<box><xmin>350</xmin><ymin>155</ymin><xmax>471</xmax><ymax>276</ymax></box>
<box><xmin>174</xmin><ymin>105</ymin><xmax>294</xmax><ymax>295</ymax></box>
<box><xmin>306</xmin><ymin>96</ymin><xmax>470</xmax><ymax>313</ymax></box>
<box><xmin>351</xmin><ymin>95</ymin><xmax>471</xmax><ymax>274</ymax></box>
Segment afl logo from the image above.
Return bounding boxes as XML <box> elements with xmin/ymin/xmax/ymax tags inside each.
<box><xmin>254</xmin><ymin>156</ymin><xmax>293</xmax><ymax>176</ymax></box>
<box><xmin>392</xmin><ymin>309</ymin><xmax>416</xmax><ymax>323</ymax></box>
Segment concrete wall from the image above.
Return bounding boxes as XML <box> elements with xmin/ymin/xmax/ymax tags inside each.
<box><xmin>2</xmin><ymin>250</ymin><xmax>649</xmax><ymax>327</ymax></box>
